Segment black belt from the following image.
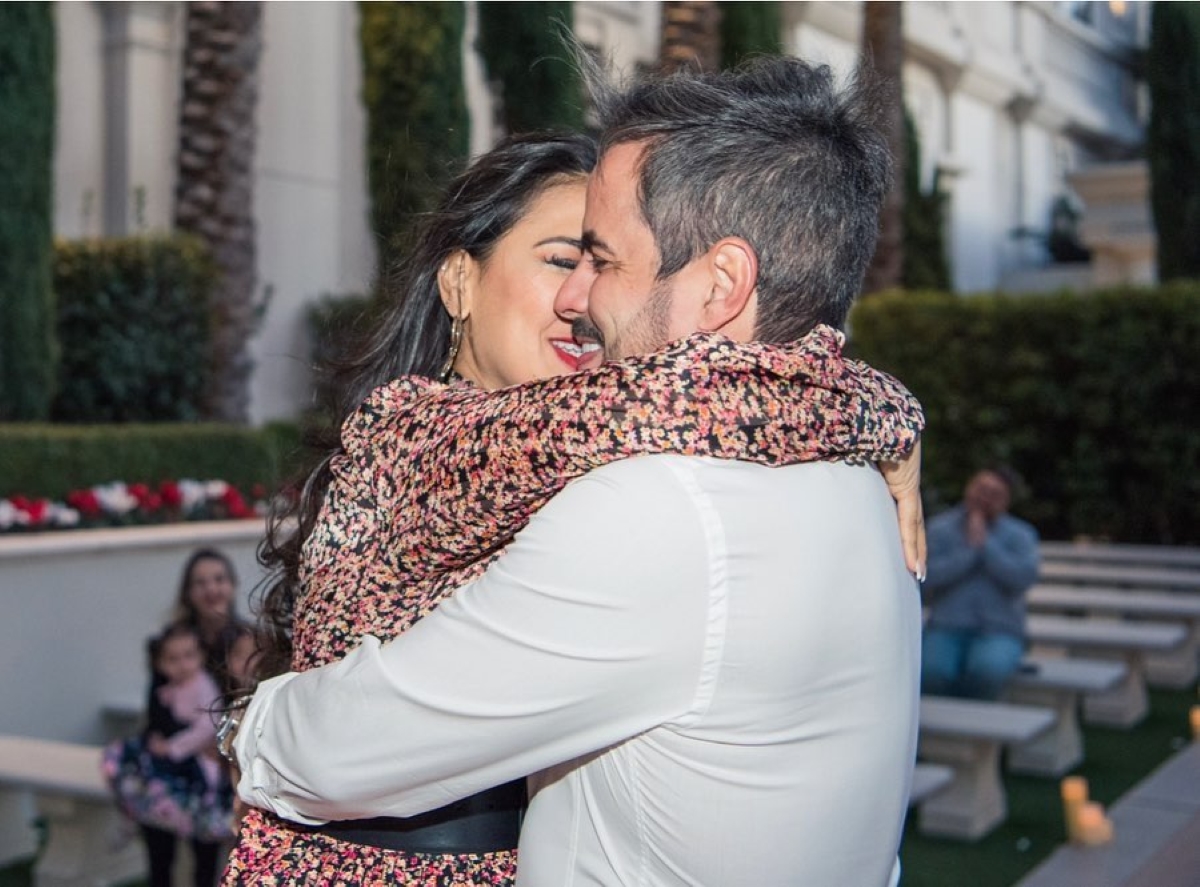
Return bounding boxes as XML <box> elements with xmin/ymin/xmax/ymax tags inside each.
<box><xmin>294</xmin><ymin>780</ymin><xmax>525</xmax><ymax>854</ymax></box>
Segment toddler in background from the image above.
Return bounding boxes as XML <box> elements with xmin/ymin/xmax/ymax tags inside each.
<box><xmin>104</xmin><ymin>622</ymin><xmax>233</xmax><ymax>887</ymax></box>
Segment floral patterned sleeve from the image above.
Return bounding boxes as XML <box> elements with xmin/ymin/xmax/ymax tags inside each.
<box><xmin>343</xmin><ymin>325</ymin><xmax>923</xmax><ymax>578</ymax></box>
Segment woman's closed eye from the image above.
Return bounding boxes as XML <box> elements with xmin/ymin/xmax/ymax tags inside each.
<box><xmin>546</xmin><ymin>253</ymin><xmax>580</xmax><ymax>271</ymax></box>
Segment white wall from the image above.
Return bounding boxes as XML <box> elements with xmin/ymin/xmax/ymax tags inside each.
<box><xmin>0</xmin><ymin>522</ymin><xmax>268</xmax><ymax>745</ymax></box>
<box><xmin>250</xmin><ymin>1</ymin><xmax>374</xmax><ymax>424</ymax></box>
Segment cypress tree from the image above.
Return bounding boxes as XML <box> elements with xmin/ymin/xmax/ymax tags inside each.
<box><xmin>360</xmin><ymin>2</ymin><xmax>469</xmax><ymax>277</ymax></box>
<box><xmin>719</xmin><ymin>1</ymin><xmax>781</xmax><ymax>69</ymax></box>
<box><xmin>1147</xmin><ymin>2</ymin><xmax>1200</xmax><ymax>281</ymax></box>
<box><xmin>0</xmin><ymin>2</ymin><xmax>57</xmax><ymax>420</ymax></box>
<box><xmin>476</xmin><ymin>2</ymin><xmax>584</xmax><ymax>133</ymax></box>
<box><xmin>902</xmin><ymin>109</ymin><xmax>951</xmax><ymax>291</ymax></box>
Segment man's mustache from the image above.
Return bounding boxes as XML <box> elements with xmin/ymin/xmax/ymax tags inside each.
<box><xmin>571</xmin><ymin>317</ymin><xmax>604</xmax><ymax>345</ymax></box>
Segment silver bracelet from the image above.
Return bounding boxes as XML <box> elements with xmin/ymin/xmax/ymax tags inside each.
<box><xmin>216</xmin><ymin>696</ymin><xmax>252</xmax><ymax>764</ymax></box>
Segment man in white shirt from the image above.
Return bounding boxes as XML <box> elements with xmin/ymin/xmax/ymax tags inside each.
<box><xmin>234</xmin><ymin>56</ymin><xmax>922</xmax><ymax>886</ymax></box>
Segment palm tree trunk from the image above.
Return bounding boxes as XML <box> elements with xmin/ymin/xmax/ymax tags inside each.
<box><xmin>860</xmin><ymin>1</ymin><xmax>906</xmax><ymax>294</ymax></box>
<box><xmin>660</xmin><ymin>1</ymin><xmax>723</xmax><ymax>73</ymax></box>
<box><xmin>174</xmin><ymin>1</ymin><xmax>263</xmax><ymax>422</ymax></box>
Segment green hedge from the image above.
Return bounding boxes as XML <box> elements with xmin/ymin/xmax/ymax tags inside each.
<box><xmin>0</xmin><ymin>2</ymin><xmax>57</xmax><ymax>420</ymax></box>
<box><xmin>0</xmin><ymin>421</ymin><xmax>301</xmax><ymax>500</ymax></box>
<box><xmin>52</xmin><ymin>235</ymin><xmax>216</xmax><ymax>422</ymax></box>
<box><xmin>849</xmin><ymin>283</ymin><xmax>1200</xmax><ymax>543</ymax></box>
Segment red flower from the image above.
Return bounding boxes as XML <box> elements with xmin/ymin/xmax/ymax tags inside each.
<box><xmin>159</xmin><ymin>481</ymin><xmax>183</xmax><ymax>508</ymax></box>
<box><xmin>221</xmin><ymin>486</ymin><xmax>252</xmax><ymax>519</ymax></box>
<box><xmin>67</xmin><ymin>489</ymin><xmax>103</xmax><ymax>518</ymax></box>
<box><xmin>129</xmin><ymin>483</ymin><xmax>152</xmax><ymax>505</ymax></box>
<box><xmin>9</xmin><ymin>495</ymin><xmax>30</xmax><ymax>510</ymax></box>
<box><xmin>24</xmin><ymin>499</ymin><xmax>49</xmax><ymax>525</ymax></box>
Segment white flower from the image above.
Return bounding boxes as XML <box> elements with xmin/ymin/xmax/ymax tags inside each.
<box><xmin>49</xmin><ymin>505</ymin><xmax>80</xmax><ymax>527</ymax></box>
<box><xmin>203</xmin><ymin>479</ymin><xmax>230</xmax><ymax>500</ymax></box>
<box><xmin>0</xmin><ymin>500</ymin><xmax>27</xmax><ymax>530</ymax></box>
<box><xmin>94</xmin><ymin>482</ymin><xmax>138</xmax><ymax>515</ymax></box>
<box><xmin>177</xmin><ymin>480</ymin><xmax>208</xmax><ymax>512</ymax></box>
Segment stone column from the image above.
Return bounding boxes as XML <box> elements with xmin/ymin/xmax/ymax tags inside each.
<box><xmin>99</xmin><ymin>1</ymin><xmax>180</xmax><ymax>235</ymax></box>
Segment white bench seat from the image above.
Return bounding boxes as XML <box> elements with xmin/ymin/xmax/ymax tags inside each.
<box><xmin>1005</xmin><ymin>656</ymin><xmax>1128</xmax><ymax>776</ymax></box>
<box><xmin>0</xmin><ymin>735</ymin><xmax>144</xmax><ymax>887</ymax></box>
<box><xmin>908</xmin><ymin>763</ymin><xmax>954</xmax><ymax>806</ymax></box>
<box><xmin>1039</xmin><ymin>561</ymin><xmax>1200</xmax><ymax>592</ymax></box>
<box><xmin>1041</xmin><ymin>541</ymin><xmax>1200</xmax><ymax>571</ymax></box>
<box><xmin>1025</xmin><ymin>614</ymin><xmax>1188</xmax><ymax>727</ymax></box>
<box><xmin>917</xmin><ymin>696</ymin><xmax>1056</xmax><ymax>840</ymax></box>
<box><xmin>1029</xmin><ymin>584</ymin><xmax>1200</xmax><ymax>687</ymax></box>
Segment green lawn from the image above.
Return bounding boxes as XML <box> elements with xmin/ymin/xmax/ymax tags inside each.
<box><xmin>1</xmin><ymin>686</ymin><xmax>1193</xmax><ymax>887</ymax></box>
<box><xmin>900</xmin><ymin>685</ymin><xmax>1197</xmax><ymax>886</ymax></box>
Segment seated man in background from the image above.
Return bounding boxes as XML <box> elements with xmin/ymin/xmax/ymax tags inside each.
<box><xmin>922</xmin><ymin>466</ymin><xmax>1040</xmax><ymax>700</ymax></box>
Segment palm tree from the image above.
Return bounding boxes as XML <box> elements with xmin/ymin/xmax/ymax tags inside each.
<box><xmin>174</xmin><ymin>1</ymin><xmax>263</xmax><ymax>422</ymax></box>
<box><xmin>859</xmin><ymin>1</ymin><xmax>906</xmax><ymax>294</ymax></box>
<box><xmin>660</xmin><ymin>1</ymin><xmax>722</xmax><ymax>73</ymax></box>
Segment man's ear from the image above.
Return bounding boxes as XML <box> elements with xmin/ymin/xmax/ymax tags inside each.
<box><xmin>436</xmin><ymin>250</ymin><xmax>476</xmax><ymax>321</ymax></box>
<box><xmin>699</xmin><ymin>237</ymin><xmax>758</xmax><ymax>333</ymax></box>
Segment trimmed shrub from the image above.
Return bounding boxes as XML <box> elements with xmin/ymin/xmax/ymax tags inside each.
<box><xmin>0</xmin><ymin>3</ymin><xmax>57</xmax><ymax>420</ymax></box>
<box><xmin>849</xmin><ymin>283</ymin><xmax>1200</xmax><ymax>543</ymax></box>
<box><xmin>52</xmin><ymin>235</ymin><xmax>216</xmax><ymax>422</ymax></box>
<box><xmin>0</xmin><ymin>421</ymin><xmax>299</xmax><ymax>501</ymax></box>
<box><xmin>360</xmin><ymin>2</ymin><xmax>469</xmax><ymax>275</ymax></box>
<box><xmin>902</xmin><ymin>109</ymin><xmax>951</xmax><ymax>291</ymax></box>
<box><xmin>476</xmin><ymin>2</ymin><xmax>584</xmax><ymax>133</ymax></box>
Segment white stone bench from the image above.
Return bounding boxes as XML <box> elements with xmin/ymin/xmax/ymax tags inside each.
<box><xmin>916</xmin><ymin>696</ymin><xmax>1056</xmax><ymax>840</ymax></box>
<box><xmin>1039</xmin><ymin>561</ymin><xmax>1200</xmax><ymax>592</ymax></box>
<box><xmin>1041</xmin><ymin>541</ymin><xmax>1200</xmax><ymax>571</ymax></box>
<box><xmin>908</xmin><ymin>763</ymin><xmax>954</xmax><ymax>806</ymax></box>
<box><xmin>0</xmin><ymin>735</ymin><xmax>144</xmax><ymax>887</ymax></box>
<box><xmin>1025</xmin><ymin>614</ymin><xmax>1188</xmax><ymax>728</ymax></box>
<box><xmin>1005</xmin><ymin>655</ymin><xmax>1128</xmax><ymax>776</ymax></box>
<box><xmin>1029</xmin><ymin>583</ymin><xmax>1200</xmax><ymax>688</ymax></box>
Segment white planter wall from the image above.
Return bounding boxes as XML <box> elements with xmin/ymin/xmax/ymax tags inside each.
<box><xmin>0</xmin><ymin>522</ymin><xmax>268</xmax><ymax>744</ymax></box>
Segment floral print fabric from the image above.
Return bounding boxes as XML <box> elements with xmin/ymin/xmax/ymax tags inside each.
<box><xmin>223</xmin><ymin>327</ymin><xmax>923</xmax><ymax>886</ymax></box>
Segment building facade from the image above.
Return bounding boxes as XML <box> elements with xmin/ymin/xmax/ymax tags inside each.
<box><xmin>51</xmin><ymin>0</ymin><xmax>1148</xmax><ymax>423</ymax></box>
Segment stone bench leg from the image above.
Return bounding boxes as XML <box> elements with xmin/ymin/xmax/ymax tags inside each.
<box><xmin>34</xmin><ymin>793</ymin><xmax>144</xmax><ymax>887</ymax></box>
<box><xmin>916</xmin><ymin>736</ymin><xmax>1008</xmax><ymax>841</ymax></box>
<box><xmin>1006</xmin><ymin>686</ymin><xmax>1083</xmax><ymax>777</ymax></box>
<box><xmin>1144</xmin><ymin>622</ymin><xmax>1199</xmax><ymax>689</ymax></box>
<box><xmin>0</xmin><ymin>788</ymin><xmax>40</xmax><ymax>867</ymax></box>
<box><xmin>1082</xmin><ymin>653</ymin><xmax>1149</xmax><ymax>728</ymax></box>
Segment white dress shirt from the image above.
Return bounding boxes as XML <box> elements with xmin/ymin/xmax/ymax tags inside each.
<box><xmin>236</xmin><ymin>455</ymin><xmax>920</xmax><ymax>887</ymax></box>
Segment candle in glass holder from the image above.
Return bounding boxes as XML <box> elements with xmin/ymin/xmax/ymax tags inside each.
<box><xmin>1075</xmin><ymin>801</ymin><xmax>1113</xmax><ymax>846</ymax></box>
<box><xmin>1061</xmin><ymin>776</ymin><xmax>1089</xmax><ymax>841</ymax></box>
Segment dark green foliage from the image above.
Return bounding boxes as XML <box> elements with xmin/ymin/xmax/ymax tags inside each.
<box><xmin>476</xmin><ymin>2</ymin><xmax>584</xmax><ymax>133</ymax></box>
<box><xmin>901</xmin><ymin>110</ymin><xmax>951</xmax><ymax>291</ymax></box>
<box><xmin>52</xmin><ymin>236</ymin><xmax>216</xmax><ymax>422</ymax></box>
<box><xmin>0</xmin><ymin>2</ymin><xmax>57</xmax><ymax>420</ymax></box>
<box><xmin>849</xmin><ymin>283</ymin><xmax>1200</xmax><ymax>543</ymax></box>
<box><xmin>360</xmin><ymin>2</ymin><xmax>469</xmax><ymax>275</ymax></box>
<box><xmin>0</xmin><ymin>421</ymin><xmax>299</xmax><ymax>500</ymax></box>
<box><xmin>1147</xmin><ymin>2</ymin><xmax>1200</xmax><ymax>281</ymax></box>
<box><xmin>719</xmin><ymin>1</ymin><xmax>781</xmax><ymax>69</ymax></box>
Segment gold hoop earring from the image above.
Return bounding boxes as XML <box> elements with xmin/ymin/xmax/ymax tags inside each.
<box><xmin>438</xmin><ymin>316</ymin><xmax>463</xmax><ymax>383</ymax></box>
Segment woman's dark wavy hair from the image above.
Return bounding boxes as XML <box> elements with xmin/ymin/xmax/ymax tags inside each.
<box><xmin>252</xmin><ymin>131</ymin><xmax>598</xmax><ymax>683</ymax></box>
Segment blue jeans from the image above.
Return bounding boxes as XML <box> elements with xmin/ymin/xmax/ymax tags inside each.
<box><xmin>921</xmin><ymin>627</ymin><xmax>1025</xmax><ymax>701</ymax></box>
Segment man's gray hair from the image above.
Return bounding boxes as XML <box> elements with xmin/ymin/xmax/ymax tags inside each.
<box><xmin>585</xmin><ymin>55</ymin><xmax>892</xmax><ymax>341</ymax></box>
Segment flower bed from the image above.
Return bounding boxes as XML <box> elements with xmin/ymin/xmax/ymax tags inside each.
<box><xmin>0</xmin><ymin>478</ymin><xmax>272</xmax><ymax>532</ymax></box>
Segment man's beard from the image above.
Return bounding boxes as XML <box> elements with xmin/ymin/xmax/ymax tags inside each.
<box><xmin>572</xmin><ymin>281</ymin><xmax>674</xmax><ymax>362</ymax></box>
